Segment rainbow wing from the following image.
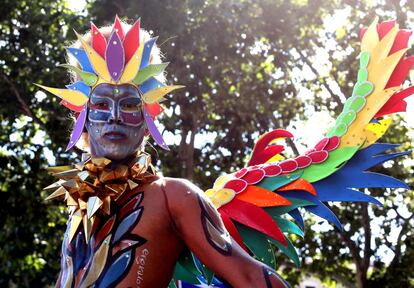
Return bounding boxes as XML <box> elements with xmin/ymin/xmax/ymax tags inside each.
<box><xmin>173</xmin><ymin>19</ymin><xmax>414</xmax><ymax>286</ymax></box>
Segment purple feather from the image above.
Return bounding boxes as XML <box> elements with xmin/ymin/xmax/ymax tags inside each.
<box><xmin>105</xmin><ymin>31</ymin><xmax>125</xmax><ymax>82</ymax></box>
<box><xmin>66</xmin><ymin>107</ymin><xmax>87</xmax><ymax>151</ymax></box>
<box><xmin>143</xmin><ymin>108</ymin><xmax>169</xmax><ymax>150</ymax></box>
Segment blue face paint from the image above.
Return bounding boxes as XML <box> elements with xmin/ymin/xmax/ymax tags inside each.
<box><xmin>86</xmin><ymin>84</ymin><xmax>146</xmax><ymax>161</ymax></box>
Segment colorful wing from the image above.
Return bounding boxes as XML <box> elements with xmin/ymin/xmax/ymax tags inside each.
<box><xmin>174</xmin><ymin>18</ymin><xmax>414</xmax><ymax>286</ymax></box>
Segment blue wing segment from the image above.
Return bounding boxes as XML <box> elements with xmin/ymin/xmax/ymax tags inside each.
<box><xmin>66</xmin><ymin>81</ymin><xmax>91</xmax><ymax>97</ymax></box>
<box><xmin>278</xmin><ymin>144</ymin><xmax>408</xmax><ymax>229</ymax></box>
<box><xmin>140</xmin><ymin>37</ymin><xmax>158</xmax><ymax>69</ymax></box>
<box><xmin>66</xmin><ymin>48</ymin><xmax>95</xmax><ymax>73</ymax></box>
<box><xmin>140</xmin><ymin>77</ymin><xmax>165</xmax><ymax>94</ymax></box>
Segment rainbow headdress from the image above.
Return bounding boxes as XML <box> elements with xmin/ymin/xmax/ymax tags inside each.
<box><xmin>36</xmin><ymin>16</ymin><xmax>183</xmax><ymax>151</ymax></box>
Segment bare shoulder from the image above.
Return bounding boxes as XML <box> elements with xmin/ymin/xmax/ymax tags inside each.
<box><xmin>160</xmin><ymin>177</ymin><xmax>208</xmax><ymax>213</ymax></box>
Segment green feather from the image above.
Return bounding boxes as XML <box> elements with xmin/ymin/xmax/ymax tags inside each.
<box><xmin>236</xmin><ymin>223</ymin><xmax>276</xmax><ymax>268</ymax></box>
<box><xmin>270</xmin><ymin>237</ymin><xmax>300</xmax><ymax>267</ymax></box>
<box><xmin>133</xmin><ymin>63</ymin><xmax>169</xmax><ymax>85</ymax></box>
<box><xmin>59</xmin><ymin>64</ymin><xmax>98</xmax><ymax>86</ymax></box>
<box><xmin>265</xmin><ymin>197</ymin><xmax>315</xmax><ymax>216</ymax></box>
<box><xmin>273</xmin><ymin>216</ymin><xmax>304</xmax><ymax>237</ymax></box>
<box><xmin>258</xmin><ymin>170</ymin><xmax>302</xmax><ymax>191</ymax></box>
<box><xmin>301</xmin><ymin>146</ymin><xmax>359</xmax><ymax>182</ymax></box>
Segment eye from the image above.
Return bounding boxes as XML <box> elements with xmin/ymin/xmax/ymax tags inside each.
<box><xmin>91</xmin><ymin>101</ymin><xmax>109</xmax><ymax>110</ymax></box>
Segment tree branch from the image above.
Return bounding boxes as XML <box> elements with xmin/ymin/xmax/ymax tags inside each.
<box><xmin>1</xmin><ymin>72</ymin><xmax>46</xmax><ymax>129</ymax></box>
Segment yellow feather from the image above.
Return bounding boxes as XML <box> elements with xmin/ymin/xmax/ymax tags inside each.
<box><xmin>119</xmin><ymin>43</ymin><xmax>144</xmax><ymax>83</ymax></box>
<box><xmin>370</xmin><ymin>25</ymin><xmax>399</xmax><ymax>66</ymax></box>
<box><xmin>368</xmin><ymin>49</ymin><xmax>407</xmax><ymax>92</ymax></box>
<box><xmin>35</xmin><ymin>84</ymin><xmax>89</xmax><ymax>106</ymax></box>
<box><xmin>142</xmin><ymin>85</ymin><xmax>185</xmax><ymax>104</ymax></box>
<box><xmin>74</xmin><ymin>31</ymin><xmax>112</xmax><ymax>82</ymax></box>
<box><xmin>361</xmin><ymin>17</ymin><xmax>379</xmax><ymax>53</ymax></box>
<box><xmin>265</xmin><ymin>154</ymin><xmax>285</xmax><ymax>163</ymax></box>
<box><xmin>339</xmin><ymin>88</ymin><xmax>398</xmax><ymax>148</ymax></box>
<box><xmin>362</xmin><ymin>118</ymin><xmax>392</xmax><ymax>148</ymax></box>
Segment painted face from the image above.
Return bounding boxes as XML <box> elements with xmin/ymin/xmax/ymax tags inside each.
<box><xmin>86</xmin><ymin>83</ymin><xmax>146</xmax><ymax>160</ymax></box>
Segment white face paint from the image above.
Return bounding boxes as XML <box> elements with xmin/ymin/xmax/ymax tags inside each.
<box><xmin>86</xmin><ymin>83</ymin><xmax>146</xmax><ymax>160</ymax></box>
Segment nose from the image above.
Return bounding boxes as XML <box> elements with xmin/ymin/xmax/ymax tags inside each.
<box><xmin>107</xmin><ymin>107</ymin><xmax>122</xmax><ymax>124</ymax></box>
<box><xmin>108</xmin><ymin>116</ymin><xmax>122</xmax><ymax>124</ymax></box>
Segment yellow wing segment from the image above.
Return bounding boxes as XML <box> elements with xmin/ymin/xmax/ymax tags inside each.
<box><xmin>75</xmin><ymin>31</ymin><xmax>112</xmax><ymax>82</ymax></box>
<box><xmin>35</xmin><ymin>84</ymin><xmax>89</xmax><ymax>106</ymax></box>
<box><xmin>362</xmin><ymin>118</ymin><xmax>392</xmax><ymax>148</ymax></box>
<box><xmin>361</xmin><ymin>17</ymin><xmax>379</xmax><ymax>53</ymax></box>
<box><xmin>119</xmin><ymin>43</ymin><xmax>144</xmax><ymax>83</ymax></box>
<box><xmin>142</xmin><ymin>85</ymin><xmax>185</xmax><ymax>104</ymax></box>
<box><xmin>339</xmin><ymin>19</ymin><xmax>406</xmax><ymax>148</ymax></box>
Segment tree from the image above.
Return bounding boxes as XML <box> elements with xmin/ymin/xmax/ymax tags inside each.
<box><xmin>0</xmin><ymin>1</ymin><xmax>86</xmax><ymax>286</ymax></box>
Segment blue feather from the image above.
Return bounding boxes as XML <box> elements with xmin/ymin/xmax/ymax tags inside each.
<box><xmin>140</xmin><ymin>77</ymin><xmax>165</xmax><ymax>94</ymax></box>
<box><xmin>98</xmin><ymin>250</ymin><xmax>132</xmax><ymax>287</ymax></box>
<box><xmin>66</xmin><ymin>48</ymin><xmax>95</xmax><ymax>73</ymax></box>
<box><xmin>112</xmin><ymin>207</ymin><xmax>143</xmax><ymax>244</ymax></box>
<box><xmin>66</xmin><ymin>81</ymin><xmax>91</xmax><ymax>97</ymax></box>
<box><xmin>140</xmin><ymin>37</ymin><xmax>158</xmax><ymax>69</ymax></box>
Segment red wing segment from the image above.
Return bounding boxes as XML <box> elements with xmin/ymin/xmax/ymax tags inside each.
<box><xmin>219</xmin><ymin>211</ymin><xmax>249</xmax><ymax>252</ymax></box>
<box><xmin>220</xmin><ymin>198</ymin><xmax>286</xmax><ymax>245</ymax></box>
<box><xmin>236</xmin><ymin>185</ymin><xmax>291</xmax><ymax>207</ymax></box>
<box><xmin>385</xmin><ymin>56</ymin><xmax>414</xmax><ymax>89</ymax></box>
<box><xmin>123</xmin><ymin>19</ymin><xmax>140</xmax><ymax>64</ymax></box>
<box><xmin>248</xmin><ymin>129</ymin><xmax>293</xmax><ymax>166</ymax></box>
<box><xmin>376</xmin><ymin>86</ymin><xmax>414</xmax><ymax>117</ymax></box>
<box><xmin>91</xmin><ymin>23</ymin><xmax>107</xmax><ymax>58</ymax></box>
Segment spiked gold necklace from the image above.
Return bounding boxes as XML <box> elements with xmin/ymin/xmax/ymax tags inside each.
<box><xmin>44</xmin><ymin>152</ymin><xmax>156</xmax><ymax>243</ymax></box>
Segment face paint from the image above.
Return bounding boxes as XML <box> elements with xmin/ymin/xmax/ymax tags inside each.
<box><xmin>86</xmin><ymin>83</ymin><xmax>146</xmax><ymax>160</ymax></box>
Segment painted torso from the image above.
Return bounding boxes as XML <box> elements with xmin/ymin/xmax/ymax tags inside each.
<box><xmin>58</xmin><ymin>179</ymin><xmax>185</xmax><ymax>288</ymax></box>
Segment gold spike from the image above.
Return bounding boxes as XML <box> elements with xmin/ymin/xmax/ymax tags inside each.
<box><xmin>127</xmin><ymin>179</ymin><xmax>139</xmax><ymax>190</ymax></box>
<box><xmin>87</xmin><ymin>196</ymin><xmax>103</xmax><ymax>219</ymax></box>
<box><xmin>61</xmin><ymin>179</ymin><xmax>80</xmax><ymax>191</ymax></box>
<box><xmin>78</xmin><ymin>171</ymin><xmax>91</xmax><ymax>181</ymax></box>
<box><xmin>79</xmin><ymin>183</ymin><xmax>95</xmax><ymax>194</ymax></box>
<box><xmin>66</xmin><ymin>194</ymin><xmax>78</xmax><ymax>206</ymax></box>
<box><xmin>43</xmin><ymin>180</ymin><xmax>64</xmax><ymax>192</ymax></box>
<box><xmin>99</xmin><ymin>169</ymin><xmax>117</xmax><ymax>183</ymax></box>
<box><xmin>85</xmin><ymin>163</ymin><xmax>98</xmax><ymax>173</ymax></box>
<box><xmin>69</xmin><ymin>209</ymin><xmax>83</xmax><ymax>242</ymax></box>
<box><xmin>45</xmin><ymin>186</ymin><xmax>68</xmax><ymax>201</ymax></box>
<box><xmin>83</xmin><ymin>215</ymin><xmax>94</xmax><ymax>244</ymax></box>
<box><xmin>91</xmin><ymin>157</ymin><xmax>111</xmax><ymax>167</ymax></box>
<box><xmin>78</xmin><ymin>198</ymin><xmax>87</xmax><ymax>210</ymax></box>
<box><xmin>53</xmin><ymin>169</ymin><xmax>82</xmax><ymax>180</ymax></box>
<box><xmin>101</xmin><ymin>196</ymin><xmax>111</xmax><ymax>215</ymax></box>
<box><xmin>46</xmin><ymin>165</ymin><xmax>73</xmax><ymax>174</ymax></box>
<box><xmin>114</xmin><ymin>165</ymin><xmax>129</xmax><ymax>180</ymax></box>
<box><xmin>81</xmin><ymin>153</ymin><xmax>91</xmax><ymax>162</ymax></box>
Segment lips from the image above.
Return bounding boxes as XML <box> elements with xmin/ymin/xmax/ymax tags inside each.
<box><xmin>103</xmin><ymin>131</ymin><xmax>127</xmax><ymax>141</ymax></box>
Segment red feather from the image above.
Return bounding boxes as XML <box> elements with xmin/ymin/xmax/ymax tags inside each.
<box><xmin>123</xmin><ymin>19</ymin><xmax>140</xmax><ymax>63</ymax></box>
<box><xmin>220</xmin><ymin>198</ymin><xmax>286</xmax><ymax>245</ymax></box>
<box><xmin>90</xmin><ymin>22</ymin><xmax>107</xmax><ymax>58</ymax></box>
<box><xmin>219</xmin><ymin>211</ymin><xmax>249</xmax><ymax>252</ymax></box>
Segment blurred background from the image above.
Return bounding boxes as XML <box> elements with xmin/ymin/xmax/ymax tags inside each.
<box><xmin>1</xmin><ymin>0</ymin><xmax>414</xmax><ymax>287</ymax></box>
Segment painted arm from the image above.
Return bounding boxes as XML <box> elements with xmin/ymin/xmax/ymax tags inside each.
<box><xmin>165</xmin><ymin>178</ymin><xmax>290</xmax><ymax>288</ymax></box>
